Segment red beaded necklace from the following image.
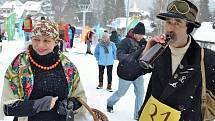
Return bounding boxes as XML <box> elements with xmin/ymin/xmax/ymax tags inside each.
<box><xmin>27</xmin><ymin>50</ymin><xmax>61</xmax><ymax>71</ymax></box>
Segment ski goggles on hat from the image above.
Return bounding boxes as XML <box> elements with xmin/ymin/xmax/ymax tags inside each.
<box><xmin>166</xmin><ymin>0</ymin><xmax>197</xmax><ymax>22</ymax></box>
<box><xmin>167</xmin><ymin>0</ymin><xmax>190</xmax><ymax>14</ymax></box>
<box><xmin>157</xmin><ymin>0</ymin><xmax>200</xmax><ymax>28</ymax></box>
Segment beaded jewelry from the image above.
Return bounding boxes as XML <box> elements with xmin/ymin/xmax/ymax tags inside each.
<box><xmin>28</xmin><ymin>50</ymin><xmax>61</xmax><ymax>70</ymax></box>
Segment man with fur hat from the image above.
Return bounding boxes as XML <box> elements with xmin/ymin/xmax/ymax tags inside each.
<box><xmin>129</xmin><ymin>0</ymin><xmax>215</xmax><ymax>120</ymax></box>
<box><xmin>107</xmin><ymin>22</ymin><xmax>147</xmax><ymax>120</ymax></box>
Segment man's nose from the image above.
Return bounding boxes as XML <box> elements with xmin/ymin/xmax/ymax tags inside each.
<box><xmin>166</xmin><ymin>24</ymin><xmax>176</xmax><ymax>32</ymax></box>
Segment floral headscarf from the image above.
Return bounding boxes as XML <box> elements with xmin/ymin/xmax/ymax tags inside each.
<box><xmin>31</xmin><ymin>20</ymin><xmax>59</xmax><ymax>41</ymax></box>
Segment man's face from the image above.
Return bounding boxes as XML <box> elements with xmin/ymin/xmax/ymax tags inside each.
<box><xmin>134</xmin><ymin>34</ymin><xmax>144</xmax><ymax>41</ymax></box>
<box><xmin>165</xmin><ymin>18</ymin><xmax>188</xmax><ymax>44</ymax></box>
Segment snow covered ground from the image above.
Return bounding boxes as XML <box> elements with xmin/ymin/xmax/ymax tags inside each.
<box><xmin>0</xmin><ymin>38</ymin><xmax>151</xmax><ymax>121</ymax></box>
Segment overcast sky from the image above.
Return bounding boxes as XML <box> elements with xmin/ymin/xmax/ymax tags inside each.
<box><xmin>124</xmin><ymin>0</ymin><xmax>152</xmax><ymax>11</ymax></box>
<box><xmin>126</xmin><ymin>0</ymin><xmax>214</xmax><ymax>12</ymax></box>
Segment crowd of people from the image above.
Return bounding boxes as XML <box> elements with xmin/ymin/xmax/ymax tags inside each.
<box><xmin>0</xmin><ymin>0</ymin><xmax>215</xmax><ymax>121</ymax></box>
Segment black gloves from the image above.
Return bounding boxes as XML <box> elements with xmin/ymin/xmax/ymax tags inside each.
<box><xmin>3</xmin><ymin>96</ymin><xmax>52</xmax><ymax>117</ymax></box>
<box><xmin>57</xmin><ymin>97</ymin><xmax>82</xmax><ymax>121</ymax></box>
<box><xmin>68</xmin><ymin>97</ymin><xmax>82</xmax><ymax>111</ymax></box>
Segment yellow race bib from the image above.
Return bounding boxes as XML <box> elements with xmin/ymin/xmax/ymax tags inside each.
<box><xmin>139</xmin><ymin>95</ymin><xmax>181</xmax><ymax>121</ymax></box>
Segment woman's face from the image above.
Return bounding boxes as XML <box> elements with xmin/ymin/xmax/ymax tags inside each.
<box><xmin>31</xmin><ymin>36</ymin><xmax>57</xmax><ymax>55</ymax></box>
<box><xmin>102</xmin><ymin>35</ymin><xmax>109</xmax><ymax>42</ymax></box>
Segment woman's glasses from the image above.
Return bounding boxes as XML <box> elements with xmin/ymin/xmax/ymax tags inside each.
<box><xmin>167</xmin><ymin>0</ymin><xmax>190</xmax><ymax>14</ymax></box>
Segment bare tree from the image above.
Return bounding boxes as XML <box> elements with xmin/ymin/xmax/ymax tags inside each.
<box><xmin>103</xmin><ymin>0</ymin><xmax>125</xmax><ymax>25</ymax></box>
<box><xmin>91</xmin><ymin>0</ymin><xmax>105</xmax><ymax>25</ymax></box>
<box><xmin>62</xmin><ymin>0</ymin><xmax>79</xmax><ymax>24</ymax></box>
<box><xmin>149</xmin><ymin>0</ymin><xmax>165</xmax><ymax>34</ymax></box>
<box><xmin>51</xmin><ymin>0</ymin><xmax>68</xmax><ymax>22</ymax></box>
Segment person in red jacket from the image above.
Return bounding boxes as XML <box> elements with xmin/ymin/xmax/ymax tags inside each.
<box><xmin>22</xmin><ymin>15</ymin><xmax>33</xmax><ymax>48</ymax></box>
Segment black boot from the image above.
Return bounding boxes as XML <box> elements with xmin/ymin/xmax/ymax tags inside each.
<box><xmin>96</xmin><ymin>82</ymin><xmax>103</xmax><ymax>89</ymax></box>
<box><xmin>107</xmin><ymin>105</ymin><xmax>113</xmax><ymax>113</ymax></box>
<box><xmin>106</xmin><ymin>84</ymin><xmax>113</xmax><ymax>92</ymax></box>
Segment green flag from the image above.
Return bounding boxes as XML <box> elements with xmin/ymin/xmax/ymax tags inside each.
<box><xmin>6</xmin><ymin>13</ymin><xmax>16</xmax><ymax>41</ymax></box>
<box><xmin>127</xmin><ymin>18</ymin><xmax>140</xmax><ymax>30</ymax></box>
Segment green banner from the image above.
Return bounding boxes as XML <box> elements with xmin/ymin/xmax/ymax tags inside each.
<box><xmin>6</xmin><ymin>12</ymin><xmax>16</xmax><ymax>41</ymax></box>
<box><xmin>127</xmin><ymin>18</ymin><xmax>140</xmax><ymax>30</ymax></box>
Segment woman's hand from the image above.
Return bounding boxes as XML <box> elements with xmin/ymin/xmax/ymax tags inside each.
<box><xmin>50</xmin><ymin>96</ymin><xmax>58</xmax><ymax>109</ymax></box>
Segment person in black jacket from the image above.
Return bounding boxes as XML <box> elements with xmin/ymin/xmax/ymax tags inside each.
<box><xmin>110</xmin><ymin>29</ymin><xmax>119</xmax><ymax>48</ymax></box>
<box><xmin>0</xmin><ymin>31</ymin><xmax>2</xmax><ymax>53</ymax></box>
<box><xmin>213</xmin><ymin>22</ymin><xmax>215</xmax><ymax>29</ymax></box>
<box><xmin>69</xmin><ymin>24</ymin><xmax>76</xmax><ymax>48</ymax></box>
<box><xmin>127</xmin><ymin>0</ymin><xmax>215</xmax><ymax>121</ymax></box>
<box><xmin>107</xmin><ymin>22</ymin><xmax>147</xmax><ymax>120</ymax></box>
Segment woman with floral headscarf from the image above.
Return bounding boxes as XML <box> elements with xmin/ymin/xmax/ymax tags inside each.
<box><xmin>0</xmin><ymin>19</ymin><xmax>86</xmax><ymax>121</ymax></box>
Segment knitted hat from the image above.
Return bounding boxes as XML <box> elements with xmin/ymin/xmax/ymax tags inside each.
<box><xmin>157</xmin><ymin>0</ymin><xmax>201</xmax><ymax>28</ymax></box>
<box><xmin>31</xmin><ymin>20</ymin><xmax>59</xmax><ymax>41</ymax></box>
<box><xmin>133</xmin><ymin>22</ymin><xmax>145</xmax><ymax>35</ymax></box>
<box><xmin>101</xmin><ymin>32</ymin><xmax>110</xmax><ymax>42</ymax></box>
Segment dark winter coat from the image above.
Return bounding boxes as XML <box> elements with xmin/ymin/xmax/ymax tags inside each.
<box><xmin>138</xmin><ymin>36</ymin><xmax>215</xmax><ymax>121</ymax></box>
<box><xmin>117</xmin><ymin>36</ymin><xmax>148</xmax><ymax>81</ymax></box>
<box><xmin>0</xmin><ymin>34</ymin><xmax>2</xmax><ymax>42</ymax></box>
<box><xmin>110</xmin><ymin>31</ymin><xmax>119</xmax><ymax>46</ymax></box>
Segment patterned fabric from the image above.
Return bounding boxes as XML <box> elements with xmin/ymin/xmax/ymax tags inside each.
<box><xmin>31</xmin><ymin>20</ymin><xmax>59</xmax><ymax>41</ymax></box>
<box><xmin>100</xmin><ymin>41</ymin><xmax>110</xmax><ymax>53</ymax></box>
<box><xmin>4</xmin><ymin>52</ymin><xmax>79</xmax><ymax>100</ymax></box>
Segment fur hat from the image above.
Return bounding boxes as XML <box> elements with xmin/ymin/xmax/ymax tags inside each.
<box><xmin>31</xmin><ymin>20</ymin><xmax>59</xmax><ymax>41</ymax></box>
<box><xmin>133</xmin><ymin>22</ymin><xmax>145</xmax><ymax>35</ymax></box>
<box><xmin>157</xmin><ymin>0</ymin><xmax>201</xmax><ymax>28</ymax></box>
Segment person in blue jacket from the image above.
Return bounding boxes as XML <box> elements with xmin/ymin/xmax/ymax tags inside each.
<box><xmin>94</xmin><ymin>32</ymin><xmax>117</xmax><ymax>92</ymax></box>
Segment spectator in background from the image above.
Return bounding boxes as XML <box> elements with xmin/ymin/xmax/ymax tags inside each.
<box><xmin>0</xmin><ymin>28</ymin><xmax>2</xmax><ymax>52</ymax></box>
<box><xmin>58</xmin><ymin>22</ymin><xmax>68</xmax><ymax>52</ymax></box>
<box><xmin>68</xmin><ymin>24</ymin><xmax>76</xmax><ymax>48</ymax></box>
<box><xmin>110</xmin><ymin>29</ymin><xmax>120</xmax><ymax>48</ymax></box>
<box><xmin>94</xmin><ymin>32</ymin><xmax>117</xmax><ymax>92</ymax></box>
<box><xmin>107</xmin><ymin>22</ymin><xmax>147</xmax><ymax>120</ymax></box>
<box><xmin>0</xmin><ymin>27</ymin><xmax>2</xmax><ymax>42</ymax></box>
<box><xmin>22</xmin><ymin>15</ymin><xmax>33</xmax><ymax>45</ymax></box>
<box><xmin>41</xmin><ymin>16</ymin><xmax>45</xmax><ymax>20</ymax></box>
<box><xmin>86</xmin><ymin>31</ymin><xmax>94</xmax><ymax>55</ymax></box>
<box><xmin>213</xmin><ymin>22</ymin><xmax>215</xmax><ymax>29</ymax></box>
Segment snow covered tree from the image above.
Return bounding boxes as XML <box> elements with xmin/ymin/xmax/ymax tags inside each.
<box><xmin>199</xmin><ymin>0</ymin><xmax>211</xmax><ymax>22</ymax></box>
<box><xmin>103</xmin><ymin>0</ymin><xmax>125</xmax><ymax>25</ymax></box>
<box><xmin>51</xmin><ymin>0</ymin><xmax>68</xmax><ymax>22</ymax></box>
<box><xmin>148</xmin><ymin>0</ymin><xmax>164</xmax><ymax>35</ymax></box>
<box><xmin>0</xmin><ymin>0</ymin><xmax>7</xmax><ymax>5</ymax></box>
<box><xmin>62</xmin><ymin>0</ymin><xmax>79</xmax><ymax>24</ymax></box>
<box><xmin>90</xmin><ymin>0</ymin><xmax>105</xmax><ymax>25</ymax></box>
